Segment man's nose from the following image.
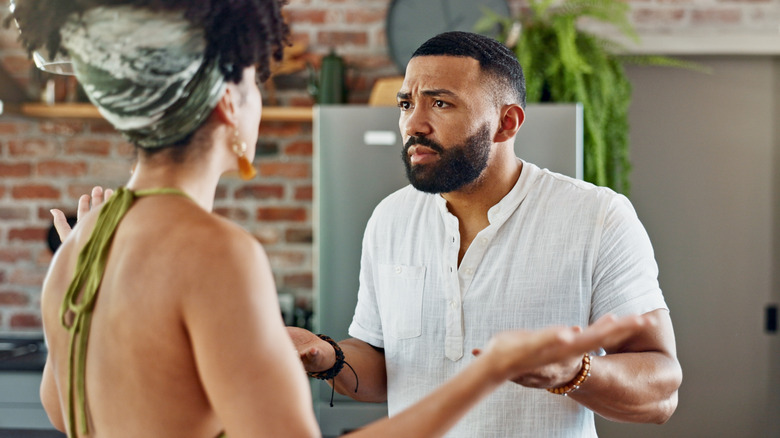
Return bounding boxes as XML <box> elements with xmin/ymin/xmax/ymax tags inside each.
<box><xmin>401</xmin><ymin>107</ymin><xmax>432</xmax><ymax>138</ymax></box>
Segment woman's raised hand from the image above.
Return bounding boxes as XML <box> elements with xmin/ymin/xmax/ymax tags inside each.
<box><xmin>50</xmin><ymin>186</ymin><xmax>114</xmax><ymax>242</ymax></box>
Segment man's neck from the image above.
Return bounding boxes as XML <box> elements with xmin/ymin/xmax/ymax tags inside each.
<box><xmin>442</xmin><ymin>156</ymin><xmax>522</xmax><ymax>224</ymax></box>
<box><xmin>442</xmin><ymin>155</ymin><xmax>522</xmax><ymax>265</ymax></box>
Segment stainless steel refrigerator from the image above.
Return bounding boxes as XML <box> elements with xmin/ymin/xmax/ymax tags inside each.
<box><xmin>312</xmin><ymin>104</ymin><xmax>583</xmax><ymax>436</ymax></box>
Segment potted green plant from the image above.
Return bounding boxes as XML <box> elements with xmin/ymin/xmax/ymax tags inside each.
<box><xmin>477</xmin><ymin>0</ymin><xmax>694</xmax><ymax>195</ymax></box>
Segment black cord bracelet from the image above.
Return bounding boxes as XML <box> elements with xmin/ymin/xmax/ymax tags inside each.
<box><xmin>307</xmin><ymin>334</ymin><xmax>345</xmax><ymax>380</ymax></box>
<box><xmin>307</xmin><ymin>334</ymin><xmax>359</xmax><ymax>407</ymax></box>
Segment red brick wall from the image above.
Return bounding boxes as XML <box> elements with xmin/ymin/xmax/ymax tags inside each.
<box><xmin>0</xmin><ymin>114</ymin><xmax>316</xmax><ymax>331</ymax></box>
<box><xmin>1</xmin><ymin>0</ymin><xmax>778</xmax><ymax>332</ymax></box>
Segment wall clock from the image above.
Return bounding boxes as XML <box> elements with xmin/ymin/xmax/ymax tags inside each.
<box><xmin>386</xmin><ymin>0</ymin><xmax>511</xmax><ymax>72</ymax></box>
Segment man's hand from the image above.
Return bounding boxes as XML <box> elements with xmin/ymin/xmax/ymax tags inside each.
<box><xmin>286</xmin><ymin>327</ymin><xmax>337</xmax><ymax>374</ymax></box>
<box><xmin>50</xmin><ymin>186</ymin><xmax>114</xmax><ymax>242</ymax></box>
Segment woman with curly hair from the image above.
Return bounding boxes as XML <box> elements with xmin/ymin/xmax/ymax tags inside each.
<box><xmin>7</xmin><ymin>1</ymin><xmax>650</xmax><ymax>437</ymax></box>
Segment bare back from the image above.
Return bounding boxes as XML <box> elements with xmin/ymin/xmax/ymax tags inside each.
<box><xmin>40</xmin><ymin>194</ymin><xmax>318</xmax><ymax>437</ymax></box>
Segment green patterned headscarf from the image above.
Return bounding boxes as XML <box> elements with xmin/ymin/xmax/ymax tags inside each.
<box><xmin>59</xmin><ymin>6</ymin><xmax>226</xmax><ymax>148</ymax></box>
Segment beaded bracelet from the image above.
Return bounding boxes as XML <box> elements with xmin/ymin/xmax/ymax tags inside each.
<box><xmin>547</xmin><ymin>353</ymin><xmax>591</xmax><ymax>396</ymax></box>
<box><xmin>306</xmin><ymin>334</ymin><xmax>359</xmax><ymax>406</ymax></box>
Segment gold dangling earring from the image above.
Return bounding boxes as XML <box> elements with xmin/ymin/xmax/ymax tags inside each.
<box><xmin>232</xmin><ymin>129</ymin><xmax>257</xmax><ymax>180</ymax></box>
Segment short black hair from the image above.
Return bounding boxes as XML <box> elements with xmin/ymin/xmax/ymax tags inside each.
<box><xmin>4</xmin><ymin>0</ymin><xmax>289</xmax><ymax>84</ymax></box>
<box><xmin>411</xmin><ymin>31</ymin><xmax>526</xmax><ymax>109</ymax></box>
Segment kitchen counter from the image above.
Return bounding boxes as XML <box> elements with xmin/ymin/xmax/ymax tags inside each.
<box><xmin>0</xmin><ymin>429</ymin><xmax>64</xmax><ymax>437</ymax></box>
<box><xmin>0</xmin><ymin>338</ymin><xmax>46</xmax><ymax>372</ymax></box>
<box><xmin>0</xmin><ymin>337</ymin><xmax>53</xmax><ymax>430</ymax></box>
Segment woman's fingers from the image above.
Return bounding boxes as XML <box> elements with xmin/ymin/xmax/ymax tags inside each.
<box><xmin>76</xmin><ymin>186</ymin><xmax>113</xmax><ymax>222</ymax></box>
<box><xmin>55</xmin><ymin>186</ymin><xmax>114</xmax><ymax>243</ymax></box>
<box><xmin>50</xmin><ymin>209</ymin><xmax>72</xmax><ymax>242</ymax></box>
<box><xmin>487</xmin><ymin>314</ymin><xmax>653</xmax><ymax>379</ymax></box>
<box><xmin>577</xmin><ymin>313</ymin><xmax>651</xmax><ymax>352</ymax></box>
<box><xmin>76</xmin><ymin>194</ymin><xmax>91</xmax><ymax>221</ymax></box>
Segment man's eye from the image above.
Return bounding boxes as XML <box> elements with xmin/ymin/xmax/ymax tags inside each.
<box><xmin>434</xmin><ymin>100</ymin><xmax>448</xmax><ymax>108</ymax></box>
<box><xmin>398</xmin><ymin>101</ymin><xmax>411</xmax><ymax>110</ymax></box>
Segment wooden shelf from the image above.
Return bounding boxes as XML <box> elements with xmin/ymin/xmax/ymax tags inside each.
<box><xmin>19</xmin><ymin>103</ymin><xmax>313</xmax><ymax>122</ymax></box>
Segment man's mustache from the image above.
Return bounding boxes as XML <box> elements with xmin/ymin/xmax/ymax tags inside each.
<box><xmin>404</xmin><ymin>136</ymin><xmax>444</xmax><ymax>154</ymax></box>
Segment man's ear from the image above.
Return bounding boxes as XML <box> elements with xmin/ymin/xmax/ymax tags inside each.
<box><xmin>213</xmin><ymin>84</ymin><xmax>238</xmax><ymax>127</ymax></box>
<box><xmin>494</xmin><ymin>104</ymin><xmax>525</xmax><ymax>143</ymax></box>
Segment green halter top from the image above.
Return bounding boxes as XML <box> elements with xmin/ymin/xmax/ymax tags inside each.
<box><xmin>59</xmin><ymin>187</ymin><xmax>217</xmax><ymax>437</ymax></box>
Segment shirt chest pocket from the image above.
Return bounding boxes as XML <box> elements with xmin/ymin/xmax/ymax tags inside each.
<box><xmin>377</xmin><ymin>264</ymin><xmax>426</xmax><ymax>340</ymax></box>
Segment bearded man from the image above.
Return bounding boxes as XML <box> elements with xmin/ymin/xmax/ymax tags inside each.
<box><xmin>291</xmin><ymin>31</ymin><xmax>682</xmax><ymax>438</ymax></box>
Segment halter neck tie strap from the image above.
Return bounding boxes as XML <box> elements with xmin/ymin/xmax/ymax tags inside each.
<box><xmin>60</xmin><ymin>186</ymin><xmax>189</xmax><ymax>436</ymax></box>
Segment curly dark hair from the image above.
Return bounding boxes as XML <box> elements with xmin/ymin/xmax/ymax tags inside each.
<box><xmin>4</xmin><ymin>0</ymin><xmax>289</xmax><ymax>83</ymax></box>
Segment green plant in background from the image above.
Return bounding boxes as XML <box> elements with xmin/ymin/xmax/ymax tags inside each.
<box><xmin>477</xmin><ymin>0</ymin><xmax>695</xmax><ymax>195</ymax></box>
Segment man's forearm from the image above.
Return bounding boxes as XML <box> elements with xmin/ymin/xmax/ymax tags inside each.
<box><xmin>569</xmin><ymin>351</ymin><xmax>682</xmax><ymax>424</ymax></box>
<box><xmin>331</xmin><ymin>338</ymin><xmax>388</xmax><ymax>403</ymax></box>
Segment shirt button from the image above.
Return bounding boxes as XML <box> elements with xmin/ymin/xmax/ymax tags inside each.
<box><xmin>394</xmin><ymin>265</ymin><xmax>402</xmax><ymax>274</ymax></box>
<box><xmin>480</xmin><ymin>237</ymin><xmax>488</xmax><ymax>245</ymax></box>
<box><xmin>450</xmin><ymin>300</ymin><xmax>458</xmax><ymax>309</ymax></box>
<box><xmin>465</xmin><ymin>268</ymin><xmax>474</xmax><ymax>275</ymax></box>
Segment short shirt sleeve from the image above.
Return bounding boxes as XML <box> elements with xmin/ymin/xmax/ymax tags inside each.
<box><xmin>590</xmin><ymin>194</ymin><xmax>668</xmax><ymax>322</ymax></box>
<box><xmin>348</xmin><ymin>212</ymin><xmax>385</xmax><ymax>348</ymax></box>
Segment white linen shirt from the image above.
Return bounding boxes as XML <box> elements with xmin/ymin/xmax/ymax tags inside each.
<box><xmin>348</xmin><ymin>161</ymin><xmax>668</xmax><ymax>437</ymax></box>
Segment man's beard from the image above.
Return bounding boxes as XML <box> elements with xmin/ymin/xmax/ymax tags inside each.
<box><xmin>402</xmin><ymin>123</ymin><xmax>492</xmax><ymax>194</ymax></box>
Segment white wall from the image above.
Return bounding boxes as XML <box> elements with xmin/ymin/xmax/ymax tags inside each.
<box><xmin>596</xmin><ymin>56</ymin><xmax>779</xmax><ymax>437</ymax></box>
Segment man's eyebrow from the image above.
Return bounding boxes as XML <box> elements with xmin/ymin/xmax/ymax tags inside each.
<box><xmin>396</xmin><ymin>89</ymin><xmax>458</xmax><ymax>100</ymax></box>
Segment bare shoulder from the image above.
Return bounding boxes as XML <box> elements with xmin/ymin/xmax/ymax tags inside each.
<box><xmin>149</xmin><ymin>206</ymin><xmax>277</xmax><ymax>314</ymax></box>
<box><xmin>176</xmin><ymin>209</ymin><xmax>269</xmax><ymax>275</ymax></box>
